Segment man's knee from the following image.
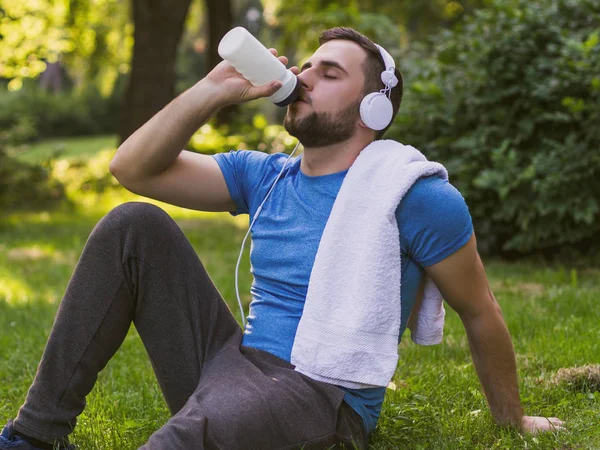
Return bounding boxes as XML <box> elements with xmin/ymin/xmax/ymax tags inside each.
<box><xmin>101</xmin><ymin>202</ymin><xmax>174</xmax><ymax>232</ymax></box>
<box><xmin>107</xmin><ymin>202</ymin><xmax>168</xmax><ymax>225</ymax></box>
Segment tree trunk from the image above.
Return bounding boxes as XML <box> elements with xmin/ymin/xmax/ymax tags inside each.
<box><xmin>119</xmin><ymin>0</ymin><xmax>193</xmax><ymax>144</ymax></box>
<box><xmin>205</xmin><ymin>0</ymin><xmax>236</xmax><ymax>124</ymax></box>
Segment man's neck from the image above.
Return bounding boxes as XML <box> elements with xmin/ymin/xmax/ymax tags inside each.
<box><xmin>299</xmin><ymin>136</ymin><xmax>374</xmax><ymax>177</ymax></box>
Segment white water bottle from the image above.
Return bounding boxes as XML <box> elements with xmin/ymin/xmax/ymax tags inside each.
<box><xmin>218</xmin><ymin>27</ymin><xmax>299</xmax><ymax>107</ymax></box>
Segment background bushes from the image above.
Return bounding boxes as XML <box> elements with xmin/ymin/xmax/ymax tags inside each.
<box><xmin>2</xmin><ymin>0</ymin><xmax>599</xmax><ymax>258</ymax></box>
<box><xmin>391</xmin><ymin>0</ymin><xmax>600</xmax><ymax>255</ymax></box>
<box><xmin>0</xmin><ymin>82</ymin><xmax>123</xmax><ymax>146</ymax></box>
<box><xmin>0</xmin><ymin>142</ymin><xmax>65</xmax><ymax>212</ymax></box>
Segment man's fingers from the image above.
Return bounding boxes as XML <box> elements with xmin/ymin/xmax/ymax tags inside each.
<box><xmin>249</xmin><ymin>80</ymin><xmax>282</xmax><ymax>100</ymax></box>
<box><xmin>268</xmin><ymin>48</ymin><xmax>291</xmax><ymax>67</ymax></box>
<box><xmin>523</xmin><ymin>415</ymin><xmax>566</xmax><ymax>434</ymax></box>
<box><xmin>547</xmin><ymin>417</ymin><xmax>565</xmax><ymax>428</ymax></box>
<box><xmin>267</xmin><ymin>80</ymin><xmax>283</xmax><ymax>94</ymax></box>
<box><xmin>543</xmin><ymin>417</ymin><xmax>566</xmax><ymax>433</ymax></box>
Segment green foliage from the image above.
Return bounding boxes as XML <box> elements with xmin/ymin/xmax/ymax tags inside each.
<box><xmin>269</xmin><ymin>0</ymin><xmax>487</xmax><ymax>60</ymax></box>
<box><xmin>50</xmin><ymin>149</ymin><xmax>120</xmax><ymax>200</ymax></box>
<box><xmin>391</xmin><ymin>0</ymin><xmax>600</xmax><ymax>255</ymax></box>
<box><xmin>0</xmin><ymin>84</ymin><xmax>122</xmax><ymax>145</ymax></box>
<box><xmin>0</xmin><ymin>0</ymin><xmax>132</xmax><ymax>93</ymax></box>
<box><xmin>0</xmin><ymin>136</ymin><xmax>118</xmax><ymax>214</ymax></box>
<box><xmin>187</xmin><ymin>107</ymin><xmax>297</xmax><ymax>155</ymax></box>
<box><xmin>0</xmin><ymin>143</ymin><xmax>65</xmax><ymax>212</ymax></box>
<box><xmin>272</xmin><ymin>0</ymin><xmax>402</xmax><ymax>57</ymax></box>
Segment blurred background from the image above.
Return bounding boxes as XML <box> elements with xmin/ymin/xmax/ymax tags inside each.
<box><xmin>1</xmin><ymin>0</ymin><xmax>599</xmax><ymax>260</ymax></box>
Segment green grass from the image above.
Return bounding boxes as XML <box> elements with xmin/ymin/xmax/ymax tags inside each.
<box><xmin>12</xmin><ymin>135</ymin><xmax>117</xmax><ymax>164</ymax></box>
<box><xmin>1</xmin><ymin>136</ymin><xmax>599</xmax><ymax>449</ymax></box>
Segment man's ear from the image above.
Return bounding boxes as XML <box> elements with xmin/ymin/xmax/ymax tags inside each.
<box><xmin>358</xmin><ymin>118</ymin><xmax>376</xmax><ymax>140</ymax></box>
<box><xmin>357</xmin><ymin>95</ymin><xmax>368</xmax><ymax>129</ymax></box>
<box><xmin>357</xmin><ymin>118</ymin><xmax>377</xmax><ymax>141</ymax></box>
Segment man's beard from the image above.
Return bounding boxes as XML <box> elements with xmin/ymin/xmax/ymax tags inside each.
<box><xmin>283</xmin><ymin>99</ymin><xmax>361</xmax><ymax>148</ymax></box>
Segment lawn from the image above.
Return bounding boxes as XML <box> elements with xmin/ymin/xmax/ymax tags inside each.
<box><xmin>12</xmin><ymin>135</ymin><xmax>117</xmax><ymax>164</ymax></box>
<box><xmin>1</xmin><ymin>136</ymin><xmax>599</xmax><ymax>449</ymax></box>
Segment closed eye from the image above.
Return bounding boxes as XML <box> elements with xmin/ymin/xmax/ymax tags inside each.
<box><xmin>324</xmin><ymin>75</ymin><xmax>337</xmax><ymax>79</ymax></box>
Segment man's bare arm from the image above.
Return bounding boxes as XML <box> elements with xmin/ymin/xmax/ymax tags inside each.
<box><xmin>110</xmin><ymin>51</ymin><xmax>296</xmax><ymax>212</ymax></box>
<box><xmin>425</xmin><ymin>233</ymin><xmax>565</xmax><ymax>433</ymax></box>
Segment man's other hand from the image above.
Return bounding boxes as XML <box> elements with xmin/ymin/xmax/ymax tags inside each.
<box><xmin>522</xmin><ymin>415</ymin><xmax>566</xmax><ymax>434</ymax></box>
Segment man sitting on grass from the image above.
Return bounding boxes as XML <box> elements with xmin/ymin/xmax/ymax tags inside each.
<box><xmin>1</xmin><ymin>27</ymin><xmax>565</xmax><ymax>450</ymax></box>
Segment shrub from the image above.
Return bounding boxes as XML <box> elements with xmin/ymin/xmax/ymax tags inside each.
<box><xmin>0</xmin><ymin>82</ymin><xmax>123</xmax><ymax>145</ymax></box>
<box><xmin>187</xmin><ymin>106</ymin><xmax>297</xmax><ymax>156</ymax></box>
<box><xmin>49</xmin><ymin>149</ymin><xmax>120</xmax><ymax>199</ymax></box>
<box><xmin>390</xmin><ymin>0</ymin><xmax>600</xmax><ymax>255</ymax></box>
<box><xmin>0</xmin><ymin>144</ymin><xmax>65</xmax><ymax>212</ymax></box>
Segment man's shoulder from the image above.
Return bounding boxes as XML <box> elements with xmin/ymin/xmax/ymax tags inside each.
<box><xmin>402</xmin><ymin>175</ymin><xmax>464</xmax><ymax>209</ymax></box>
<box><xmin>396</xmin><ymin>175</ymin><xmax>473</xmax><ymax>265</ymax></box>
<box><xmin>213</xmin><ymin>149</ymin><xmax>298</xmax><ymax>177</ymax></box>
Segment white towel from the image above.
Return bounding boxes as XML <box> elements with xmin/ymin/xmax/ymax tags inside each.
<box><xmin>290</xmin><ymin>140</ymin><xmax>448</xmax><ymax>388</ymax></box>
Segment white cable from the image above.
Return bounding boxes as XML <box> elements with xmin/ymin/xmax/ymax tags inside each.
<box><xmin>234</xmin><ymin>141</ymin><xmax>301</xmax><ymax>328</ymax></box>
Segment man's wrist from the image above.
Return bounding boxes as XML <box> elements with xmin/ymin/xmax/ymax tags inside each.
<box><xmin>495</xmin><ymin>410</ymin><xmax>524</xmax><ymax>429</ymax></box>
<box><xmin>488</xmin><ymin>395</ymin><xmax>524</xmax><ymax>429</ymax></box>
<box><xmin>187</xmin><ymin>78</ymin><xmax>230</xmax><ymax>112</ymax></box>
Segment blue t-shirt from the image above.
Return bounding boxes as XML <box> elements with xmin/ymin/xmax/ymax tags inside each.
<box><xmin>212</xmin><ymin>149</ymin><xmax>473</xmax><ymax>434</ymax></box>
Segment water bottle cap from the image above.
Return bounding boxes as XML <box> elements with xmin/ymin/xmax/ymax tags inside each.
<box><xmin>269</xmin><ymin>72</ymin><xmax>299</xmax><ymax>107</ymax></box>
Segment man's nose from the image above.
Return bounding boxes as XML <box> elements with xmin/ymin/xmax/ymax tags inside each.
<box><xmin>297</xmin><ymin>69</ymin><xmax>313</xmax><ymax>91</ymax></box>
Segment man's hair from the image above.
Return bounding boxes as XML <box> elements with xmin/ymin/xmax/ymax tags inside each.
<box><xmin>319</xmin><ymin>27</ymin><xmax>403</xmax><ymax>140</ymax></box>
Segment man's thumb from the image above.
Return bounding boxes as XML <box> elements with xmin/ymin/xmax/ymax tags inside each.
<box><xmin>261</xmin><ymin>80</ymin><xmax>283</xmax><ymax>98</ymax></box>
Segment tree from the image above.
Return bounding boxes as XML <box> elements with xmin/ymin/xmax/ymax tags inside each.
<box><xmin>205</xmin><ymin>0</ymin><xmax>235</xmax><ymax>124</ymax></box>
<box><xmin>268</xmin><ymin>0</ymin><xmax>488</xmax><ymax>59</ymax></box>
<box><xmin>118</xmin><ymin>0</ymin><xmax>193</xmax><ymax>143</ymax></box>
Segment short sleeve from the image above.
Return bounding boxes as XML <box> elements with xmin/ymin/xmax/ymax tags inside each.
<box><xmin>395</xmin><ymin>175</ymin><xmax>473</xmax><ymax>267</ymax></box>
<box><xmin>212</xmin><ymin>150</ymin><xmax>271</xmax><ymax>216</ymax></box>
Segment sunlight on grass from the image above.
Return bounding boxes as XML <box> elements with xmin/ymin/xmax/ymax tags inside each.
<box><xmin>70</xmin><ymin>185</ymin><xmax>249</xmax><ymax>229</ymax></box>
<box><xmin>0</xmin><ymin>266</ymin><xmax>63</xmax><ymax>306</ymax></box>
<box><xmin>0</xmin><ymin>268</ymin><xmax>34</xmax><ymax>304</ymax></box>
<box><xmin>6</xmin><ymin>244</ymin><xmax>75</xmax><ymax>265</ymax></box>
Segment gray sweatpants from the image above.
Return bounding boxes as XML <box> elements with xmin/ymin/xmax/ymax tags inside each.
<box><xmin>13</xmin><ymin>202</ymin><xmax>368</xmax><ymax>449</ymax></box>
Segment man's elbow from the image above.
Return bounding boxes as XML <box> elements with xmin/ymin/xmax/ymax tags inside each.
<box><xmin>109</xmin><ymin>156</ymin><xmax>125</xmax><ymax>183</ymax></box>
<box><xmin>109</xmin><ymin>153</ymin><xmax>138</xmax><ymax>191</ymax></box>
<box><xmin>459</xmin><ymin>292</ymin><xmax>505</xmax><ymax>327</ymax></box>
<box><xmin>109</xmin><ymin>156</ymin><xmax>120</xmax><ymax>178</ymax></box>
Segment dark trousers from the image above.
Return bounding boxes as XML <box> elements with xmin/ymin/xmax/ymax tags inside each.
<box><xmin>13</xmin><ymin>202</ymin><xmax>368</xmax><ymax>449</ymax></box>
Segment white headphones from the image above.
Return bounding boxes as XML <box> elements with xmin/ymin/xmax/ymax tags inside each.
<box><xmin>359</xmin><ymin>44</ymin><xmax>399</xmax><ymax>131</ymax></box>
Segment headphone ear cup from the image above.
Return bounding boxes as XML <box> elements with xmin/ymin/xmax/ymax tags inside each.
<box><xmin>360</xmin><ymin>92</ymin><xmax>393</xmax><ymax>131</ymax></box>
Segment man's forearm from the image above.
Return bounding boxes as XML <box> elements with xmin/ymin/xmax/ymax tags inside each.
<box><xmin>462</xmin><ymin>305</ymin><xmax>524</xmax><ymax>428</ymax></box>
<box><xmin>110</xmin><ymin>79</ymin><xmax>225</xmax><ymax>180</ymax></box>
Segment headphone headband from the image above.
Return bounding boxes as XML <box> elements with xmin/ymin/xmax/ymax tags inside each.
<box><xmin>375</xmin><ymin>44</ymin><xmax>395</xmax><ymax>73</ymax></box>
<box><xmin>374</xmin><ymin>44</ymin><xmax>398</xmax><ymax>89</ymax></box>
